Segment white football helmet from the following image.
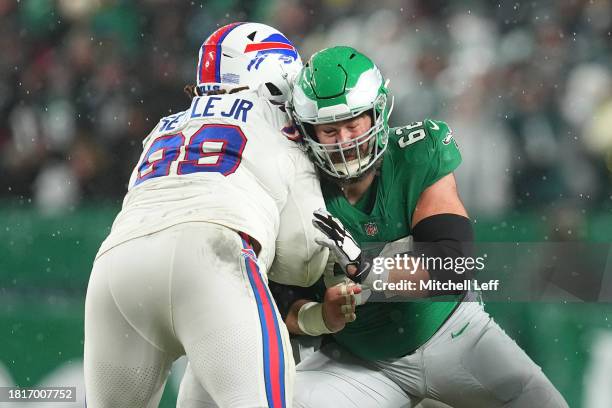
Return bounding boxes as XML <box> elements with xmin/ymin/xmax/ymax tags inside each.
<box><xmin>196</xmin><ymin>22</ymin><xmax>303</xmax><ymax>103</ymax></box>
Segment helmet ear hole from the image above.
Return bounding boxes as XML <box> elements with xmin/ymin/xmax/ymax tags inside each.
<box><xmin>265</xmin><ymin>82</ymin><xmax>283</xmax><ymax>96</ymax></box>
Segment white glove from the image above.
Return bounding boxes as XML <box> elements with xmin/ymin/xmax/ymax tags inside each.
<box><xmin>312</xmin><ymin>209</ymin><xmax>373</xmax><ymax>285</ymax></box>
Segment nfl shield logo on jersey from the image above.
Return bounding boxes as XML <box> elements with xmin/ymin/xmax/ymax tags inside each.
<box><xmin>364</xmin><ymin>222</ymin><xmax>378</xmax><ymax>236</ymax></box>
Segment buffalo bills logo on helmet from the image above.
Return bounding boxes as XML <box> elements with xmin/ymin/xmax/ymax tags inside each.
<box><xmin>244</xmin><ymin>33</ymin><xmax>298</xmax><ymax>71</ymax></box>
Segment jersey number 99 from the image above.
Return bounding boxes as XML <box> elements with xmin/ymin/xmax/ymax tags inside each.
<box><xmin>135</xmin><ymin>124</ymin><xmax>247</xmax><ymax>186</ymax></box>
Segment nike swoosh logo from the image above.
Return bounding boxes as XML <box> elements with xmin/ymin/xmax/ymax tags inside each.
<box><xmin>355</xmin><ymin>262</ymin><xmax>371</xmax><ymax>284</ymax></box>
<box><xmin>429</xmin><ymin>121</ymin><xmax>439</xmax><ymax>130</ymax></box>
<box><xmin>451</xmin><ymin>322</ymin><xmax>470</xmax><ymax>339</ymax></box>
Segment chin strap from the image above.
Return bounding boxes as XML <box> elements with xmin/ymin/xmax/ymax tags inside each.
<box><xmin>387</xmin><ymin>94</ymin><xmax>394</xmax><ymax>119</ymax></box>
<box><xmin>332</xmin><ymin>155</ymin><xmax>373</xmax><ymax>177</ymax></box>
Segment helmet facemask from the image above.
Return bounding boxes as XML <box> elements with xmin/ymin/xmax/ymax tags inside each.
<box><xmin>290</xmin><ymin>46</ymin><xmax>393</xmax><ymax>181</ymax></box>
<box><xmin>294</xmin><ymin>91</ymin><xmax>392</xmax><ymax>180</ymax></box>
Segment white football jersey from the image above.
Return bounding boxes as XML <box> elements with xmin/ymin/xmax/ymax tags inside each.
<box><xmin>97</xmin><ymin>90</ymin><xmax>327</xmax><ymax>277</ymax></box>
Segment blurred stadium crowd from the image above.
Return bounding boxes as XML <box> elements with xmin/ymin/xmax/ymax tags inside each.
<box><xmin>1</xmin><ymin>0</ymin><xmax>611</xmax><ymax>215</ymax></box>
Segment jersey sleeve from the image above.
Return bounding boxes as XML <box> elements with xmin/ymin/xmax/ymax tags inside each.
<box><xmin>268</xmin><ymin>146</ymin><xmax>330</xmax><ymax>287</ymax></box>
<box><xmin>422</xmin><ymin>119</ymin><xmax>461</xmax><ymax>188</ymax></box>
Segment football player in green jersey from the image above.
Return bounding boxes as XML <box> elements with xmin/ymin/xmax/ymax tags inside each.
<box><xmin>286</xmin><ymin>46</ymin><xmax>568</xmax><ymax>408</ymax></box>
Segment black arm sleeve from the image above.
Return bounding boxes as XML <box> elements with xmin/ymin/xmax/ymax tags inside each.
<box><xmin>412</xmin><ymin>213</ymin><xmax>474</xmax><ymax>296</ymax></box>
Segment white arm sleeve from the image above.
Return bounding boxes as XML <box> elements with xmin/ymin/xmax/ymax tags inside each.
<box><xmin>268</xmin><ymin>147</ymin><xmax>329</xmax><ymax>287</ymax></box>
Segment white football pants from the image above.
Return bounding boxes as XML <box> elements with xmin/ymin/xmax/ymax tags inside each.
<box><xmin>294</xmin><ymin>301</ymin><xmax>568</xmax><ymax>408</ymax></box>
<box><xmin>84</xmin><ymin>222</ymin><xmax>293</xmax><ymax>408</ymax></box>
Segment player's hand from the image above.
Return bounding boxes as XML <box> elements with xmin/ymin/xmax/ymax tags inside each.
<box><xmin>322</xmin><ymin>282</ymin><xmax>362</xmax><ymax>332</ymax></box>
<box><xmin>312</xmin><ymin>209</ymin><xmax>372</xmax><ymax>284</ymax></box>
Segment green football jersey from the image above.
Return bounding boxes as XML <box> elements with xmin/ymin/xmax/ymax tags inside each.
<box><xmin>321</xmin><ymin>119</ymin><xmax>463</xmax><ymax>360</ymax></box>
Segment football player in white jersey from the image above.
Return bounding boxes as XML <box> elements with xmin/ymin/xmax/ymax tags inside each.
<box><xmin>84</xmin><ymin>22</ymin><xmax>329</xmax><ymax>408</ymax></box>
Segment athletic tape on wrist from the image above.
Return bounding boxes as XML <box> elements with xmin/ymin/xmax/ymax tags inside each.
<box><xmin>297</xmin><ymin>302</ymin><xmax>335</xmax><ymax>336</ymax></box>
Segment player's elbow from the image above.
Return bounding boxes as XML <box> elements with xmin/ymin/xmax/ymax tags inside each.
<box><xmin>412</xmin><ymin>213</ymin><xmax>474</xmax><ymax>295</ymax></box>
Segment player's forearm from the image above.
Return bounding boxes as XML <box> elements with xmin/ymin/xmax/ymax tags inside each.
<box><xmin>346</xmin><ymin>255</ymin><xmax>430</xmax><ymax>298</ymax></box>
<box><xmin>286</xmin><ymin>299</ymin><xmax>312</xmax><ymax>335</ymax></box>
<box><xmin>383</xmin><ymin>263</ymin><xmax>430</xmax><ymax>298</ymax></box>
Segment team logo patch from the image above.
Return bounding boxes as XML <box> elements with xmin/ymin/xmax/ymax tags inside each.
<box><xmin>241</xmin><ymin>247</ymin><xmax>257</xmax><ymax>263</ymax></box>
<box><xmin>364</xmin><ymin>222</ymin><xmax>379</xmax><ymax>236</ymax></box>
<box><xmin>244</xmin><ymin>33</ymin><xmax>298</xmax><ymax>71</ymax></box>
